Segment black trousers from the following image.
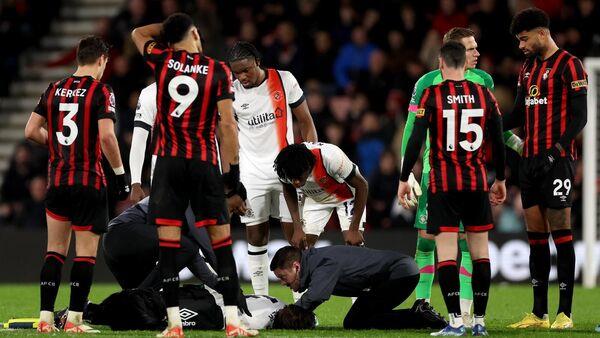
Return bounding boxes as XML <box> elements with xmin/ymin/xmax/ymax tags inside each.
<box><xmin>103</xmin><ymin>222</ymin><xmax>199</xmax><ymax>289</ymax></box>
<box><xmin>343</xmin><ymin>274</ymin><xmax>421</xmax><ymax>329</ymax></box>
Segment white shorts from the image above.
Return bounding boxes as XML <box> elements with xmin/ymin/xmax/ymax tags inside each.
<box><xmin>240</xmin><ymin>181</ymin><xmax>292</xmax><ymax>226</ymax></box>
<box><xmin>301</xmin><ymin>197</ymin><xmax>366</xmax><ymax>236</ymax></box>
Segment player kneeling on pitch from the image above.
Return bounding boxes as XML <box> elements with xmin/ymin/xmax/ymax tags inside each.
<box><xmin>271</xmin><ymin>245</ymin><xmax>448</xmax><ymax>330</ymax></box>
<box><xmin>398</xmin><ymin>41</ymin><xmax>506</xmax><ymax>336</ymax></box>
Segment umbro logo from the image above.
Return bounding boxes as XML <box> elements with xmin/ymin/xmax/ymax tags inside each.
<box><xmin>179</xmin><ymin>308</ymin><xmax>198</xmax><ymax>321</ymax></box>
<box><xmin>241</xmin><ymin>103</ymin><xmax>250</xmax><ymax>110</ymax></box>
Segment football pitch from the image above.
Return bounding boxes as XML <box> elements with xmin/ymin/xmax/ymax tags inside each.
<box><xmin>0</xmin><ymin>283</ymin><xmax>598</xmax><ymax>337</ymax></box>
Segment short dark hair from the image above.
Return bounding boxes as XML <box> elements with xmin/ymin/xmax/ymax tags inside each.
<box><xmin>270</xmin><ymin>246</ymin><xmax>301</xmax><ymax>271</ymax></box>
<box><xmin>228</xmin><ymin>41</ymin><xmax>261</xmax><ymax>64</ymax></box>
<box><xmin>76</xmin><ymin>36</ymin><xmax>109</xmax><ymax>65</ymax></box>
<box><xmin>442</xmin><ymin>27</ymin><xmax>475</xmax><ymax>44</ymax></box>
<box><xmin>162</xmin><ymin>13</ymin><xmax>194</xmax><ymax>44</ymax></box>
<box><xmin>271</xmin><ymin>305</ymin><xmax>316</xmax><ymax>330</ymax></box>
<box><xmin>510</xmin><ymin>7</ymin><xmax>550</xmax><ymax>36</ymax></box>
<box><xmin>273</xmin><ymin>144</ymin><xmax>316</xmax><ymax>183</ymax></box>
<box><xmin>440</xmin><ymin>41</ymin><xmax>466</xmax><ymax>69</ymax></box>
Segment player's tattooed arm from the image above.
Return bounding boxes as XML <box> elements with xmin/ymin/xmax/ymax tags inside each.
<box><xmin>24</xmin><ymin>113</ymin><xmax>48</xmax><ymax>146</ymax></box>
<box><xmin>292</xmin><ymin>101</ymin><xmax>318</xmax><ymax>142</ymax></box>
<box><xmin>131</xmin><ymin>23</ymin><xmax>163</xmax><ymax>55</ymax></box>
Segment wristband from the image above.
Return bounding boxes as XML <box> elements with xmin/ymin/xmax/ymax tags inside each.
<box><xmin>113</xmin><ymin>166</ymin><xmax>125</xmax><ymax>175</ymax></box>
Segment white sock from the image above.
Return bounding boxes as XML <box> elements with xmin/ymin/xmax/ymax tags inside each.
<box><xmin>39</xmin><ymin>310</ymin><xmax>54</xmax><ymax>324</ymax></box>
<box><xmin>166</xmin><ymin>307</ymin><xmax>182</xmax><ymax>328</ymax></box>
<box><xmin>66</xmin><ymin>311</ymin><xmax>83</xmax><ymax>325</ymax></box>
<box><xmin>473</xmin><ymin>315</ymin><xmax>485</xmax><ymax>326</ymax></box>
<box><xmin>224</xmin><ymin>305</ymin><xmax>241</xmax><ymax>326</ymax></box>
<box><xmin>448</xmin><ymin>313</ymin><xmax>464</xmax><ymax>328</ymax></box>
<box><xmin>247</xmin><ymin>244</ymin><xmax>269</xmax><ymax>295</ymax></box>
<box><xmin>292</xmin><ymin>290</ymin><xmax>305</xmax><ymax>302</ymax></box>
<box><xmin>460</xmin><ymin>298</ymin><xmax>473</xmax><ymax>315</ymax></box>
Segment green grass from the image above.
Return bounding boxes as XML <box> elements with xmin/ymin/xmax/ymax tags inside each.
<box><xmin>0</xmin><ymin>283</ymin><xmax>598</xmax><ymax>337</ymax></box>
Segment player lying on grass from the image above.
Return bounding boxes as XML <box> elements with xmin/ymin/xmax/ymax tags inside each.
<box><xmin>274</xmin><ymin>142</ymin><xmax>367</xmax><ymax>249</ymax></box>
<box><xmin>271</xmin><ymin>245</ymin><xmax>448</xmax><ymax>330</ymax></box>
<box><xmin>52</xmin><ymin>285</ymin><xmax>294</xmax><ymax>331</ymax></box>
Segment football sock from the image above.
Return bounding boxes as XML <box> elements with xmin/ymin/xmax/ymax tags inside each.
<box><xmin>527</xmin><ymin>232</ymin><xmax>550</xmax><ymax>318</ymax></box>
<box><xmin>415</xmin><ymin>235</ymin><xmax>436</xmax><ymax>301</ymax></box>
<box><xmin>69</xmin><ymin>256</ymin><xmax>96</xmax><ymax>312</ymax></box>
<box><xmin>213</xmin><ymin>237</ymin><xmax>240</xmax><ymax>306</ymax></box>
<box><xmin>458</xmin><ymin>237</ymin><xmax>473</xmax><ymax>314</ymax></box>
<box><xmin>158</xmin><ymin>239</ymin><xmax>180</xmax><ymax>308</ymax></box>
<box><xmin>40</xmin><ymin>251</ymin><xmax>65</xmax><ymax>312</ymax></box>
<box><xmin>472</xmin><ymin>258</ymin><xmax>491</xmax><ymax>317</ymax></box>
<box><xmin>437</xmin><ymin>260</ymin><xmax>461</xmax><ymax>317</ymax></box>
<box><xmin>247</xmin><ymin>244</ymin><xmax>269</xmax><ymax>295</ymax></box>
<box><xmin>552</xmin><ymin>229</ymin><xmax>575</xmax><ymax>317</ymax></box>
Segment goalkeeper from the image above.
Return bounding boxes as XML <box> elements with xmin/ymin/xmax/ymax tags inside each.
<box><xmin>398</xmin><ymin>27</ymin><xmax>523</xmax><ymax>326</ymax></box>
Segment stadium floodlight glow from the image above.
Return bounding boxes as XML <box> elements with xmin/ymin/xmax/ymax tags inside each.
<box><xmin>583</xmin><ymin>57</ymin><xmax>599</xmax><ymax>288</ymax></box>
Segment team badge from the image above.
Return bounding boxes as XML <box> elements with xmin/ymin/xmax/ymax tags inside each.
<box><xmin>274</xmin><ymin>91</ymin><xmax>282</xmax><ymax>101</ymax></box>
<box><xmin>108</xmin><ymin>92</ymin><xmax>116</xmax><ymax>112</ymax></box>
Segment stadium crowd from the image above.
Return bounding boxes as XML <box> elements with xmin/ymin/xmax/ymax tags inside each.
<box><xmin>1</xmin><ymin>0</ymin><xmax>598</xmax><ymax>232</ymax></box>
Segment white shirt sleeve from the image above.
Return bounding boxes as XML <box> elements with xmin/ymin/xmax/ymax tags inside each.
<box><xmin>134</xmin><ymin>83</ymin><xmax>157</xmax><ymax>129</ymax></box>
<box><xmin>281</xmin><ymin>71</ymin><xmax>304</xmax><ymax>108</ymax></box>
<box><xmin>129</xmin><ymin>127</ymin><xmax>149</xmax><ymax>185</ymax></box>
<box><xmin>320</xmin><ymin>143</ymin><xmax>356</xmax><ymax>183</ymax></box>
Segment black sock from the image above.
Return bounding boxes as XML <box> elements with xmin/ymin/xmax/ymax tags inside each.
<box><xmin>472</xmin><ymin>258</ymin><xmax>491</xmax><ymax>317</ymax></box>
<box><xmin>527</xmin><ymin>232</ymin><xmax>550</xmax><ymax>318</ymax></box>
<box><xmin>158</xmin><ymin>239</ymin><xmax>180</xmax><ymax>308</ymax></box>
<box><xmin>69</xmin><ymin>257</ymin><xmax>96</xmax><ymax>312</ymax></box>
<box><xmin>213</xmin><ymin>237</ymin><xmax>240</xmax><ymax>306</ymax></box>
<box><xmin>437</xmin><ymin>260</ymin><xmax>460</xmax><ymax>316</ymax></box>
<box><xmin>40</xmin><ymin>252</ymin><xmax>66</xmax><ymax>312</ymax></box>
<box><xmin>552</xmin><ymin>229</ymin><xmax>575</xmax><ymax>317</ymax></box>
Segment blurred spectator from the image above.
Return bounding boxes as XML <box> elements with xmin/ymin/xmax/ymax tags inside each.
<box><xmin>368</xmin><ymin>150</ymin><xmax>400</xmax><ymax>228</ymax></box>
<box><xmin>305</xmin><ymin>31</ymin><xmax>336</xmax><ymax>86</ymax></box>
<box><xmin>355</xmin><ymin>112</ymin><xmax>385</xmax><ymax>178</ymax></box>
<box><xmin>264</xmin><ymin>21</ymin><xmax>305</xmax><ymax>81</ymax></box>
<box><xmin>431</xmin><ymin>0</ymin><xmax>468</xmax><ymax>36</ymax></box>
<box><xmin>17</xmin><ymin>176</ymin><xmax>47</xmax><ymax>229</ymax></box>
<box><xmin>333</xmin><ymin>26</ymin><xmax>377</xmax><ymax>92</ymax></box>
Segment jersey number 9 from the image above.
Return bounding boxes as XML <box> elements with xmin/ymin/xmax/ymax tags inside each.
<box><xmin>168</xmin><ymin>75</ymin><xmax>199</xmax><ymax>118</ymax></box>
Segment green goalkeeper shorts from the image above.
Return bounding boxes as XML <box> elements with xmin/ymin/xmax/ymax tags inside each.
<box><xmin>413</xmin><ymin>170</ymin><xmax>465</xmax><ymax>232</ymax></box>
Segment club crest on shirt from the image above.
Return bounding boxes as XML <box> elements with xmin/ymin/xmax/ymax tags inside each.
<box><xmin>542</xmin><ymin>68</ymin><xmax>551</xmax><ymax>80</ymax></box>
<box><xmin>273</xmin><ymin>91</ymin><xmax>282</xmax><ymax>101</ymax></box>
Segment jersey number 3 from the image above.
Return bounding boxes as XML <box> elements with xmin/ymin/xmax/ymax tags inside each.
<box><xmin>57</xmin><ymin>103</ymin><xmax>79</xmax><ymax>146</ymax></box>
<box><xmin>168</xmin><ymin>75</ymin><xmax>199</xmax><ymax>118</ymax></box>
<box><xmin>442</xmin><ymin>108</ymin><xmax>483</xmax><ymax>152</ymax></box>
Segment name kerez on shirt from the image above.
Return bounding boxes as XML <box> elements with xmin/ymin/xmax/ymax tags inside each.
<box><xmin>167</xmin><ymin>59</ymin><xmax>209</xmax><ymax>74</ymax></box>
<box><xmin>55</xmin><ymin>88</ymin><xmax>87</xmax><ymax>98</ymax></box>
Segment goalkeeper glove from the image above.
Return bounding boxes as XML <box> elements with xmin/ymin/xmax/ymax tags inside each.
<box><xmin>404</xmin><ymin>172</ymin><xmax>422</xmax><ymax>208</ymax></box>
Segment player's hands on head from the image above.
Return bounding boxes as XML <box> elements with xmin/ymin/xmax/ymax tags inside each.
<box><xmin>115</xmin><ymin>173</ymin><xmax>131</xmax><ymax>201</ymax></box>
<box><xmin>397</xmin><ymin>180</ymin><xmax>413</xmax><ymax>209</ymax></box>
<box><xmin>489</xmin><ymin>179</ymin><xmax>507</xmax><ymax>206</ymax></box>
<box><xmin>344</xmin><ymin>229</ymin><xmax>364</xmax><ymax>246</ymax></box>
<box><xmin>129</xmin><ymin>183</ymin><xmax>145</xmax><ymax>202</ymax></box>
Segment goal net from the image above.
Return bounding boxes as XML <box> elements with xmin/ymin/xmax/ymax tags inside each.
<box><xmin>583</xmin><ymin>57</ymin><xmax>600</xmax><ymax>288</ymax></box>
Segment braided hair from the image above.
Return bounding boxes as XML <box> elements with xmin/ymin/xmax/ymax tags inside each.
<box><xmin>227</xmin><ymin>41</ymin><xmax>261</xmax><ymax>64</ymax></box>
<box><xmin>274</xmin><ymin>144</ymin><xmax>316</xmax><ymax>183</ymax></box>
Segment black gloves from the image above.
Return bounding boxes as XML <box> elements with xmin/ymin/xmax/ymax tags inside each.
<box><xmin>223</xmin><ymin>164</ymin><xmax>240</xmax><ymax>191</ymax></box>
<box><xmin>115</xmin><ymin>173</ymin><xmax>131</xmax><ymax>201</ymax></box>
<box><xmin>226</xmin><ymin>181</ymin><xmax>247</xmax><ymax>201</ymax></box>
<box><xmin>534</xmin><ymin>145</ymin><xmax>561</xmax><ymax>177</ymax></box>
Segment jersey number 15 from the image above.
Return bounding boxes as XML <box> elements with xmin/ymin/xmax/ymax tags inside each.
<box><xmin>442</xmin><ymin>108</ymin><xmax>483</xmax><ymax>152</ymax></box>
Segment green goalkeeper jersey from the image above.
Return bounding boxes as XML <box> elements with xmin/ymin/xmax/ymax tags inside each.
<box><xmin>401</xmin><ymin>68</ymin><xmax>519</xmax><ymax>172</ymax></box>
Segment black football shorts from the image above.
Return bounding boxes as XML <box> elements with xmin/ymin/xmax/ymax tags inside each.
<box><xmin>45</xmin><ymin>185</ymin><xmax>108</xmax><ymax>234</ymax></box>
<box><xmin>427</xmin><ymin>190</ymin><xmax>494</xmax><ymax>235</ymax></box>
<box><xmin>519</xmin><ymin>156</ymin><xmax>575</xmax><ymax>210</ymax></box>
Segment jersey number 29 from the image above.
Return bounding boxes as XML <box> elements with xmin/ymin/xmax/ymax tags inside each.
<box><xmin>168</xmin><ymin>75</ymin><xmax>199</xmax><ymax>118</ymax></box>
<box><xmin>442</xmin><ymin>108</ymin><xmax>483</xmax><ymax>152</ymax></box>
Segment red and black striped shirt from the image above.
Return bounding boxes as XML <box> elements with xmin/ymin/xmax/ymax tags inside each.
<box><xmin>33</xmin><ymin>75</ymin><xmax>116</xmax><ymax>190</ymax></box>
<box><xmin>143</xmin><ymin>40</ymin><xmax>234</xmax><ymax>164</ymax></box>
<box><xmin>516</xmin><ymin>49</ymin><xmax>588</xmax><ymax>158</ymax></box>
<box><xmin>402</xmin><ymin>80</ymin><xmax>505</xmax><ymax>193</ymax></box>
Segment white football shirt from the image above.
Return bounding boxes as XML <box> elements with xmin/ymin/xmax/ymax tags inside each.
<box><xmin>232</xmin><ymin>69</ymin><xmax>304</xmax><ymax>183</ymax></box>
